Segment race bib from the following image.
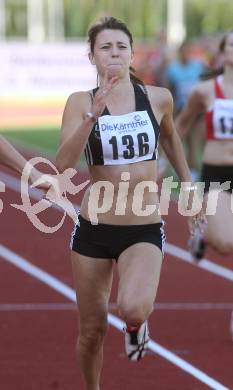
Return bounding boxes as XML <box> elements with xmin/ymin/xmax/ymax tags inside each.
<box><xmin>98</xmin><ymin>110</ymin><xmax>156</xmax><ymax>165</ymax></box>
<box><xmin>213</xmin><ymin>99</ymin><xmax>233</xmax><ymax>139</ymax></box>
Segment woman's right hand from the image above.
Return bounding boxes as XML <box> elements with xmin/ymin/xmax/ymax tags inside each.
<box><xmin>91</xmin><ymin>70</ymin><xmax>119</xmax><ymax>119</ymax></box>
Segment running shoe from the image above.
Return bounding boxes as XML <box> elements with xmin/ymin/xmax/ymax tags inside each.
<box><xmin>124</xmin><ymin>321</ymin><xmax>150</xmax><ymax>361</ymax></box>
<box><xmin>188</xmin><ymin>226</ymin><xmax>206</xmax><ymax>262</ymax></box>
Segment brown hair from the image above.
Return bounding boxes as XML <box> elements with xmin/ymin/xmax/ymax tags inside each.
<box><xmin>201</xmin><ymin>31</ymin><xmax>233</xmax><ymax>80</ymax></box>
<box><xmin>87</xmin><ymin>16</ymin><xmax>144</xmax><ymax>86</ymax></box>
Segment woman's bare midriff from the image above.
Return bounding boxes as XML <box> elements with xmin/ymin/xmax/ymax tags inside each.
<box><xmin>80</xmin><ymin>160</ymin><xmax>161</xmax><ymax>225</ymax></box>
<box><xmin>203</xmin><ymin>140</ymin><xmax>233</xmax><ymax>165</ymax></box>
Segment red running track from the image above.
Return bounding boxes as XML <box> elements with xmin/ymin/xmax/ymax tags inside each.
<box><xmin>0</xmin><ymin>165</ymin><xmax>232</xmax><ymax>390</ymax></box>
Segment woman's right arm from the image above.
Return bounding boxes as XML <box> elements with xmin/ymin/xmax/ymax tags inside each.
<box><xmin>56</xmin><ymin>73</ymin><xmax>119</xmax><ymax>172</ymax></box>
<box><xmin>175</xmin><ymin>86</ymin><xmax>206</xmax><ymax>137</ymax></box>
<box><xmin>56</xmin><ymin>92</ymin><xmax>95</xmax><ymax>172</ymax></box>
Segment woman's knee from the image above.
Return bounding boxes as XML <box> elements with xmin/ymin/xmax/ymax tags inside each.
<box><xmin>78</xmin><ymin>320</ymin><xmax>108</xmax><ymax>352</ymax></box>
<box><xmin>214</xmin><ymin>239</ymin><xmax>233</xmax><ymax>255</ymax></box>
<box><xmin>117</xmin><ymin>297</ymin><xmax>153</xmax><ymax>326</ymax></box>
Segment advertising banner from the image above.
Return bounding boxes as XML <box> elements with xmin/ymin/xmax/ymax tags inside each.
<box><xmin>0</xmin><ymin>42</ymin><xmax>96</xmax><ymax>128</ymax></box>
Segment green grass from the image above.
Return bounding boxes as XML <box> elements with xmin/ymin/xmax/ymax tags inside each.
<box><xmin>0</xmin><ymin>128</ymin><xmax>60</xmax><ymax>155</ymax></box>
<box><xmin>0</xmin><ymin>127</ymin><xmax>204</xmax><ymax>177</ymax></box>
<box><xmin>0</xmin><ymin>127</ymin><xmax>87</xmax><ymax>168</ymax></box>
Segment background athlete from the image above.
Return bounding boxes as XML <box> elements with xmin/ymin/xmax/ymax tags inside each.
<box><xmin>176</xmin><ymin>31</ymin><xmax>233</xmax><ymax>261</ymax></box>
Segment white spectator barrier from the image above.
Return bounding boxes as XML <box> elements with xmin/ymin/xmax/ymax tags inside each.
<box><xmin>0</xmin><ymin>41</ymin><xmax>96</xmax><ymax>128</ymax></box>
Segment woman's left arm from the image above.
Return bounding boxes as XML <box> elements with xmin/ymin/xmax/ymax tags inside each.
<box><xmin>155</xmin><ymin>89</ymin><xmax>206</xmax><ymax>233</ymax></box>
<box><xmin>158</xmin><ymin>89</ymin><xmax>193</xmax><ymax>183</ymax></box>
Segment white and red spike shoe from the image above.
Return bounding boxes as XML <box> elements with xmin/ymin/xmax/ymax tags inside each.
<box><xmin>124</xmin><ymin>321</ymin><xmax>150</xmax><ymax>361</ymax></box>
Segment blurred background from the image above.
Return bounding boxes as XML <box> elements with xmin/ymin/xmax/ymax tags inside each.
<box><xmin>0</xmin><ymin>0</ymin><xmax>233</xmax><ymax>163</ymax></box>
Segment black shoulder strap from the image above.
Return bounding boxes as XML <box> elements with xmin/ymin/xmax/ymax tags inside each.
<box><xmin>133</xmin><ymin>83</ymin><xmax>149</xmax><ymax>110</ymax></box>
<box><xmin>133</xmin><ymin>83</ymin><xmax>160</xmax><ymax>134</ymax></box>
<box><xmin>133</xmin><ymin>82</ymin><xmax>148</xmax><ymax>98</ymax></box>
<box><xmin>141</xmin><ymin>84</ymin><xmax>148</xmax><ymax>98</ymax></box>
<box><xmin>92</xmin><ymin>87</ymin><xmax>99</xmax><ymax>97</ymax></box>
<box><xmin>88</xmin><ymin>87</ymin><xmax>99</xmax><ymax>105</ymax></box>
<box><xmin>88</xmin><ymin>91</ymin><xmax>94</xmax><ymax>104</ymax></box>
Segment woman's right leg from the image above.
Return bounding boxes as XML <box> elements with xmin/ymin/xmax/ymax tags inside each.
<box><xmin>205</xmin><ymin>191</ymin><xmax>233</xmax><ymax>255</ymax></box>
<box><xmin>71</xmin><ymin>252</ymin><xmax>113</xmax><ymax>390</ymax></box>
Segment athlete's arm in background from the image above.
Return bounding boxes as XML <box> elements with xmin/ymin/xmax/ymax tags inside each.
<box><xmin>0</xmin><ymin>136</ymin><xmax>30</xmax><ymax>174</ymax></box>
<box><xmin>0</xmin><ymin>136</ymin><xmax>53</xmax><ymax>190</ymax></box>
<box><xmin>175</xmin><ymin>85</ymin><xmax>206</xmax><ymax>137</ymax></box>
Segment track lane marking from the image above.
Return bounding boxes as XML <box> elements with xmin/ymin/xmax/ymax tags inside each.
<box><xmin>0</xmin><ymin>302</ymin><xmax>233</xmax><ymax>311</ymax></box>
<box><xmin>0</xmin><ymin>243</ymin><xmax>230</xmax><ymax>390</ymax></box>
<box><xmin>166</xmin><ymin>243</ymin><xmax>233</xmax><ymax>282</ymax></box>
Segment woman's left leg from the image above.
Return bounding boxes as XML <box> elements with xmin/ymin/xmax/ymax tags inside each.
<box><xmin>205</xmin><ymin>191</ymin><xmax>233</xmax><ymax>255</ymax></box>
<box><xmin>117</xmin><ymin>243</ymin><xmax>163</xmax><ymax>327</ymax></box>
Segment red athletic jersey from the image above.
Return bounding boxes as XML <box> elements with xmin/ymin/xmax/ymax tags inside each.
<box><xmin>205</xmin><ymin>77</ymin><xmax>233</xmax><ymax>140</ymax></box>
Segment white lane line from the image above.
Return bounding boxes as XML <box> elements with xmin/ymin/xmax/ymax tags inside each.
<box><xmin>0</xmin><ymin>245</ymin><xmax>76</xmax><ymax>301</ymax></box>
<box><xmin>0</xmin><ymin>303</ymin><xmax>75</xmax><ymax>311</ymax></box>
<box><xmin>0</xmin><ymin>171</ymin><xmax>46</xmax><ymax>198</ymax></box>
<box><xmin>166</xmin><ymin>243</ymin><xmax>233</xmax><ymax>283</ymax></box>
<box><xmin>0</xmin><ymin>244</ymin><xmax>229</xmax><ymax>390</ymax></box>
<box><xmin>1</xmin><ymin>171</ymin><xmax>233</xmax><ymax>284</ymax></box>
<box><xmin>1</xmin><ymin>302</ymin><xmax>233</xmax><ymax>311</ymax></box>
<box><xmin>0</xmin><ymin>171</ymin><xmax>74</xmax><ymax>214</ymax></box>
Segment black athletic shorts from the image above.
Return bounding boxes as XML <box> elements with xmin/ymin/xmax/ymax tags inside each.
<box><xmin>70</xmin><ymin>214</ymin><xmax>166</xmax><ymax>261</ymax></box>
<box><xmin>200</xmin><ymin>163</ymin><xmax>233</xmax><ymax>193</ymax></box>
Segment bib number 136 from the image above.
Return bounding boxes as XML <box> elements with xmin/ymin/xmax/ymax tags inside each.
<box><xmin>109</xmin><ymin>132</ymin><xmax>149</xmax><ymax>159</ymax></box>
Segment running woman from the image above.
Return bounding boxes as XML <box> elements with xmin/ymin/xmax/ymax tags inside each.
<box><xmin>176</xmin><ymin>31</ymin><xmax>233</xmax><ymax>261</ymax></box>
<box><xmin>56</xmin><ymin>16</ymin><xmax>203</xmax><ymax>390</ymax></box>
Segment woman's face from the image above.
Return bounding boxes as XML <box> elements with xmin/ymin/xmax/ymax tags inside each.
<box><xmin>89</xmin><ymin>29</ymin><xmax>133</xmax><ymax>79</ymax></box>
<box><xmin>223</xmin><ymin>32</ymin><xmax>233</xmax><ymax>67</ymax></box>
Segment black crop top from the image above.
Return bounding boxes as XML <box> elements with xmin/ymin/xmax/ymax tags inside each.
<box><xmin>84</xmin><ymin>83</ymin><xmax>160</xmax><ymax>166</ymax></box>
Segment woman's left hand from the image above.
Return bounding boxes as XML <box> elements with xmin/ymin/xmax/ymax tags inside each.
<box><xmin>180</xmin><ymin>183</ymin><xmax>207</xmax><ymax>236</ymax></box>
<box><xmin>188</xmin><ymin>209</ymin><xmax>207</xmax><ymax>236</ymax></box>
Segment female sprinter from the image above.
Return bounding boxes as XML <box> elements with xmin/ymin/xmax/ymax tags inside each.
<box><xmin>56</xmin><ymin>17</ymin><xmax>203</xmax><ymax>390</ymax></box>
